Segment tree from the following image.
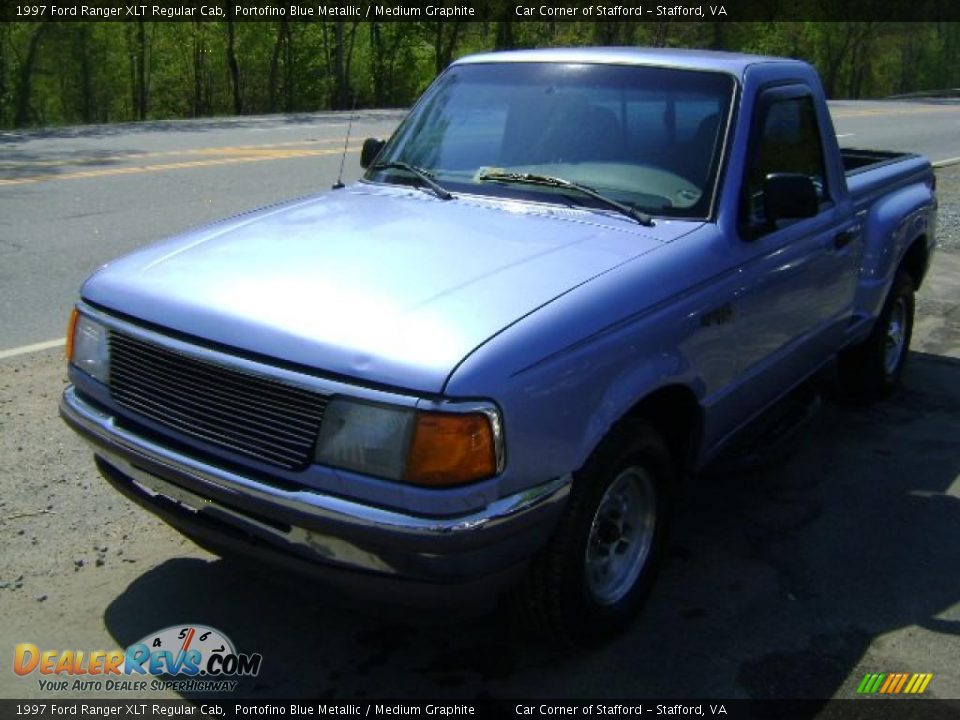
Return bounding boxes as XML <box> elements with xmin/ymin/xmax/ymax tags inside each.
<box><xmin>14</xmin><ymin>22</ymin><xmax>50</xmax><ymax>127</ymax></box>
<box><xmin>432</xmin><ymin>21</ymin><xmax>464</xmax><ymax>74</ymax></box>
<box><xmin>225</xmin><ymin>9</ymin><xmax>242</xmax><ymax>114</ymax></box>
<box><xmin>2</xmin><ymin>20</ymin><xmax>958</xmax><ymax>129</ymax></box>
<box><xmin>268</xmin><ymin>19</ymin><xmax>292</xmax><ymax>112</ymax></box>
<box><xmin>494</xmin><ymin>21</ymin><xmax>515</xmax><ymax>50</ymax></box>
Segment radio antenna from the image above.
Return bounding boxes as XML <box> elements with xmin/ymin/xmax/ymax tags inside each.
<box><xmin>332</xmin><ymin>94</ymin><xmax>357</xmax><ymax>190</ymax></box>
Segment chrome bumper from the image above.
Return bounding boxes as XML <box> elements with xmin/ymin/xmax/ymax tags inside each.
<box><xmin>60</xmin><ymin>386</ymin><xmax>569</xmax><ymax>589</ymax></box>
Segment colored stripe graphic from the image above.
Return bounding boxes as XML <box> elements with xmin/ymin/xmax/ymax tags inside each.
<box><xmin>857</xmin><ymin>672</ymin><xmax>933</xmax><ymax>694</ymax></box>
<box><xmin>893</xmin><ymin>673</ymin><xmax>910</xmax><ymax>693</ymax></box>
<box><xmin>869</xmin><ymin>673</ymin><xmax>886</xmax><ymax>693</ymax></box>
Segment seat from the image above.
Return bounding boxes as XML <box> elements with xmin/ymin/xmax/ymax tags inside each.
<box><xmin>682</xmin><ymin>112</ymin><xmax>721</xmax><ymax>186</ymax></box>
<box><xmin>516</xmin><ymin>100</ymin><xmax>625</xmax><ymax>165</ymax></box>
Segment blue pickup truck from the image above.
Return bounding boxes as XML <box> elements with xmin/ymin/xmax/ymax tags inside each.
<box><xmin>61</xmin><ymin>48</ymin><xmax>936</xmax><ymax>644</ymax></box>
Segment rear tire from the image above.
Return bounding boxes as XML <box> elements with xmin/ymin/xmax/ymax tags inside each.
<box><xmin>838</xmin><ymin>270</ymin><xmax>914</xmax><ymax>401</ymax></box>
<box><xmin>518</xmin><ymin>422</ymin><xmax>673</xmax><ymax>646</ymax></box>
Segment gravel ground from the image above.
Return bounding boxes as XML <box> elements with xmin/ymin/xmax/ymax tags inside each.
<box><xmin>935</xmin><ymin>164</ymin><xmax>960</xmax><ymax>250</ymax></box>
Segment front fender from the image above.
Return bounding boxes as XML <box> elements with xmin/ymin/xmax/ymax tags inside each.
<box><xmin>570</xmin><ymin>351</ymin><xmax>701</xmax><ymax>472</ymax></box>
<box><xmin>444</xmin><ymin>224</ymin><xmax>741</xmax><ymax>498</ymax></box>
<box><xmin>445</xmin><ymin>285</ymin><xmax>713</xmax><ymax>496</ymax></box>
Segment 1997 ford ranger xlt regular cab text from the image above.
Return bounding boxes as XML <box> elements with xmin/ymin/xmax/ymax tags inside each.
<box><xmin>61</xmin><ymin>48</ymin><xmax>936</xmax><ymax>644</ymax></box>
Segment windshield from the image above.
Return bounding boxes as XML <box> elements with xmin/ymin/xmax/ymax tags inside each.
<box><xmin>366</xmin><ymin>62</ymin><xmax>735</xmax><ymax>219</ymax></box>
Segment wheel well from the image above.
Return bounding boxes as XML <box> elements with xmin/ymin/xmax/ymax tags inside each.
<box><xmin>621</xmin><ymin>385</ymin><xmax>702</xmax><ymax>477</ymax></box>
<box><xmin>901</xmin><ymin>235</ymin><xmax>929</xmax><ymax>290</ymax></box>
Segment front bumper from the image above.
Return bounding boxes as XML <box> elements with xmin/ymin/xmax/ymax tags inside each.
<box><xmin>61</xmin><ymin>385</ymin><xmax>570</xmax><ymax>604</ymax></box>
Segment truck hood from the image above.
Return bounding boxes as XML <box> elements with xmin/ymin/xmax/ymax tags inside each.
<box><xmin>83</xmin><ymin>185</ymin><xmax>699</xmax><ymax>393</ymax></box>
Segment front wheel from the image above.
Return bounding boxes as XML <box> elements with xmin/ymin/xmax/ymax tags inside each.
<box><xmin>838</xmin><ymin>270</ymin><xmax>915</xmax><ymax>401</ymax></box>
<box><xmin>519</xmin><ymin>422</ymin><xmax>673</xmax><ymax>646</ymax></box>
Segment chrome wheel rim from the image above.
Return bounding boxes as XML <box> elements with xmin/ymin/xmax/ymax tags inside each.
<box><xmin>585</xmin><ymin>467</ymin><xmax>657</xmax><ymax>606</ymax></box>
<box><xmin>884</xmin><ymin>297</ymin><xmax>907</xmax><ymax>376</ymax></box>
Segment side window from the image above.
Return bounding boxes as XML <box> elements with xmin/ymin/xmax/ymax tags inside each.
<box><xmin>741</xmin><ymin>94</ymin><xmax>829</xmax><ymax>231</ymax></box>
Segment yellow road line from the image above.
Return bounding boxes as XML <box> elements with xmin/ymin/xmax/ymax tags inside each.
<box><xmin>0</xmin><ymin>147</ymin><xmax>358</xmax><ymax>187</ymax></box>
<box><xmin>0</xmin><ymin>137</ymin><xmax>348</xmax><ymax>170</ymax></box>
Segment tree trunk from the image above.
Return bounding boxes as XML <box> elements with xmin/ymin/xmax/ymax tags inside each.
<box><xmin>346</xmin><ymin>21</ymin><xmax>360</xmax><ymax>105</ymax></box>
<box><xmin>14</xmin><ymin>22</ymin><xmax>49</xmax><ymax>127</ymax></box>
<box><xmin>226</xmin><ymin>10</ymin><xmax>243</xmax><ymax>114</ymax></box>
<box><xmin>332</xmin><ymin>21</ymin><xmax>347</xmax><ymax>109</ymax></box>
<box><xmin>369</xmin><ymin>22</ymin><xmax>385</xmax><ymax>106</ymax></box>
<box><xmin>136</xmin><ymin>21</ymin><xmax>147</xmax><ymax>120</ymax></box>
<box><xmin>711</xmin><ymin>21</ymin><xmax>725</xmax><ymax>50</ymax></box>
<box><xmin>332</xmin><ymin>21</ymin><xmax>341</xmax><ymax>108</ymax></box>
<box><xmin>593</xmin><ymin>22</ymin><xmax>617</xmax><ymax>45</ymax></box>
<box><xmin>192</xmin><ymin>21</ymin><xmax>205</xmax><ymax>116</ymax></box>
<box><xmin>283</xmin><ymin>21</ymin><xmax>294</xmax><ymax>111</ymax></box>
<box><xmin>268</xmin><ymin>20</ymin><xmax>286</xmax><ymax>113</ymax></box>
<box><xmin>78</xmin><ymin>25</ymin><xmax>94</xmax><ymax>123</ymax></box>
<box><xmin>494</xmin><ymin>21</ymin><xmax>515</xmax><ymax>50</ymax></box>
<box><xmin>0</xmin><ymin>24</ymin><xmax>8</xmax><ymax>126</ymax></box>
<box><xmin>434</xmin><ymin>22</ymin><xmax>463</xmax><ymax>75</ymax></box>
<box><xmin>650</xmin><ymin>23</ymin><xmax>670</xmax><ymax>48</ymax></box>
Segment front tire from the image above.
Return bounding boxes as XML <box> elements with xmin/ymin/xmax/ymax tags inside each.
<box><xmin>838</xmin><ymin>270</ymin><xmax>915</xmax><ymax>401</ymax></box>
<box><xmin>519</xmin><ymin>422</ymin><xmax>673</xmax><ymax>646</ymax></box>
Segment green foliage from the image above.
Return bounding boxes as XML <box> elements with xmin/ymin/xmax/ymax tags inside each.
<box><xmin>1</xmin><ymin>21</ymin><xmax>957</xmax><ymax>129</ymax></box>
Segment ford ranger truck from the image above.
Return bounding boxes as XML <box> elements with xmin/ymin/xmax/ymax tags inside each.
<box><xmin>61</xmin><ymin>48</ymin><xmax>936</xmax><ymax>644</ymax></box>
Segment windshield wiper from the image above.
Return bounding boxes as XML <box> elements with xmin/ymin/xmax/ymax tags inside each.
<box><xmin>370</xmin><ymin>161</ymin><xmax>453</xmax><ymax>201</ymax></box>
<box><xmin>477</xmin><ymin>170</ymin><xmax>653</xmax><ymax>226</ymax></box>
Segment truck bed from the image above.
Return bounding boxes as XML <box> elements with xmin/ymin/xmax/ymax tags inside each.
<box><xmin>841</xmin><ymin>148</ymin><xmax>914</xmax><ymax>175</ymax></box>
<box><xmin>843</xmin><ymin>149</ymin><xmax>932</xmax><ymax>215</ymax></box>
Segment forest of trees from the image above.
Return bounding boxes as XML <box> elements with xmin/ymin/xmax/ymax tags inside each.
<box><xmin>1</xmin><ymin>20</ymin><xmax>958</xmax><ymax>129</ymax></box>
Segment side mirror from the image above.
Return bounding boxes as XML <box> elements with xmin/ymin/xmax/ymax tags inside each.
<box><xmin>763</xmin><ymin>173</ymin><xmax>818</xmax><ymax>221</ymax></box>
<box><xmin>360</xmin><ymin>138</ymin><xmax>385</xmax><ymax>169</ymax></box>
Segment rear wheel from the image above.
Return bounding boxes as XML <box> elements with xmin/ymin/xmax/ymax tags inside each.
<box><xmin>519</xmin><ymin>422</ymin><xmax>673</xmax><ymax>646</ymax></box>
<box><xmin>838</xmin><ymin>270</ymin><xmax>915</xmax><ymax>401</ymax></box>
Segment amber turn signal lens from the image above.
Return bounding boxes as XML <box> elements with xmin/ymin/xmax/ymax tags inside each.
<box><xmin>405</xmin><ymin>412</ymin><xmax>497</xmax><ymax>487</ymax></box>
<box><xmin>65</xmin><ymin>308</ymin><xmax>79</xmax><ymax>362</ymax></box>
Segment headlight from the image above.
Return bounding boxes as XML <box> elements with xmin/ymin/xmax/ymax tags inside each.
<box><xmin>314</xmin><ymin>398</ymin><xmax>501</xmax><ymax>487</ymax></box>
<box><xmin>66</xmin><ymin>309</ymin><xmax>110</xmax><ymax>384</ymax></box>
<box><xmin>315</xmin><ymin>399</ymin><xmax>415</xmax><ymax>481</ymax></box>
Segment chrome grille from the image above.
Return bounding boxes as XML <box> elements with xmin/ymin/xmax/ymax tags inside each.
<box><xmin>107</xmin><ymin>332</ymin><xmax>327</xmax><ymax>470</ymax></box>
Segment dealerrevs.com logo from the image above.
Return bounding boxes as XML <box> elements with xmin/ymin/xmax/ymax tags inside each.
<box><xmin>14</xmin><ymin>625</ymin><xmax>262</xmax><ymax>693</ymax></box>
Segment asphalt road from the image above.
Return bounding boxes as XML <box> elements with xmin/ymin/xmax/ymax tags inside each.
<box><xmin>1</xmin><ymin>99</ymin><xmax>959</xmax><ymax>353</ymax></box>
<box><xmin>829</xmin><ymin>99</ymin><xmax>960</xmax><ymax>164</ymax></box>
<box><xmin>0</xmin><ymin>110</ymin><xmax>406</xmax><ymax>353</ymax></box>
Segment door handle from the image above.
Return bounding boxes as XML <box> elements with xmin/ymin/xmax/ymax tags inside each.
<box><xmin>834</xmin><ymin>229</ymin><xmax>857</xmax><ymax>249</ymax></box>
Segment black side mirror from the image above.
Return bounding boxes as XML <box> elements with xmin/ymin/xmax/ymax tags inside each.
<box><xmin>360</xmin><ymin>138</ymin><xmax>385</xmax><ymax>169</ymax></box>
<box><xmin>764</xmin><ymin>173</ymin><xmax>818</xmax><ymax>221</ymax></box>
